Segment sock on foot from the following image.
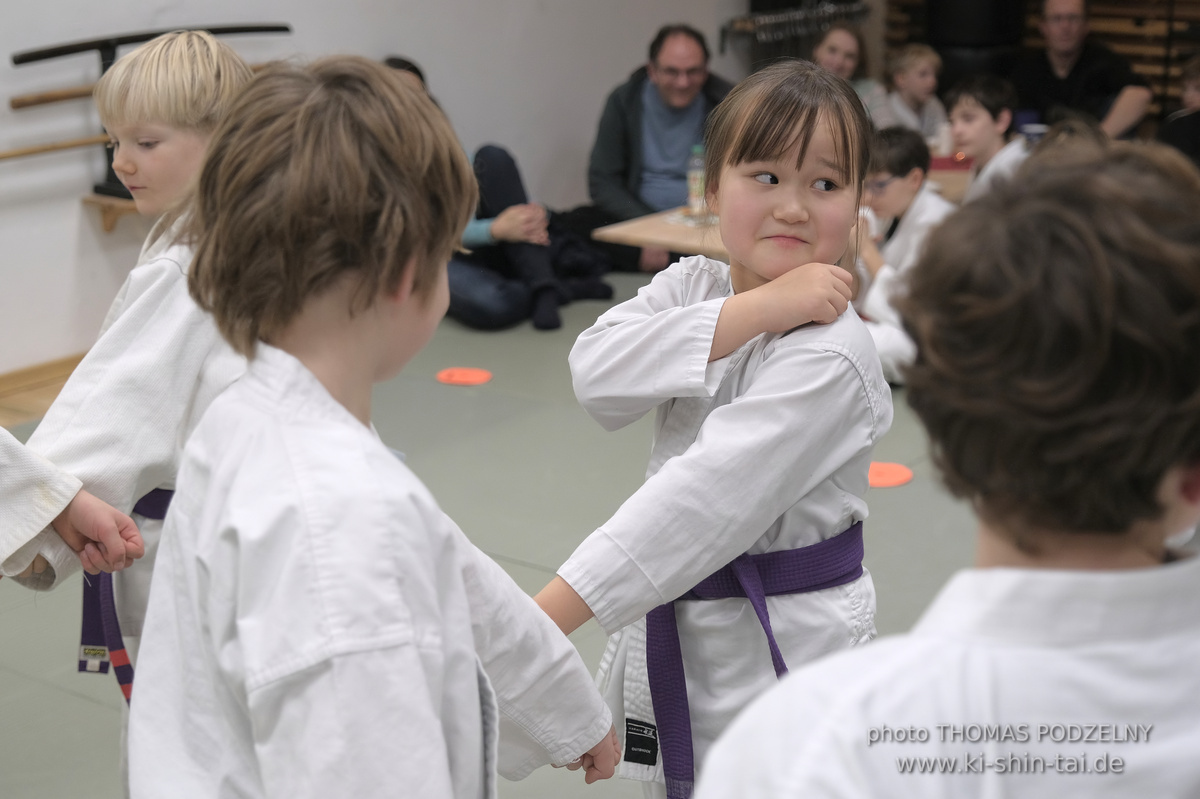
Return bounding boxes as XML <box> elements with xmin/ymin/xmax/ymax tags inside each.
<box><xmin>531</xmin><ymin>288</ymin><xmax>562</xmax><ymax>330</ymax></box>
<box><xmin>565</xmin><ymin>277</ymin><xmax>614</xmax><ymax>301</ymax></box>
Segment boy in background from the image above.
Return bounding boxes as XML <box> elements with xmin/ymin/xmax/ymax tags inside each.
<box><xmin>697</xmin><ymin>140</ymin><xmax>1200</xmax><ymax>798</ymax></box>
<box><xmin>879</xmin><ymin>44</ymin><xmax>948</xmax><ymax>146</ymax></box>
<box><xmin>946</xmin><ymin>74</ymin><xmax>1029</xmax><ymax>203</ymax></box>
<box><xmin>129</xmin><ymin>56</ymin><xmax>619</xmax><ymax>798</ymax></box>
<box><xmin>855</xmin><ymin>127</ymin><xmax>954</xmax><ymax>383</ymax></box>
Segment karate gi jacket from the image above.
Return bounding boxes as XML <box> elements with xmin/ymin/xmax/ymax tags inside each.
<box><xmin>559</xmin><ymin>256</ymin><xmax>893</xmax><ymax>783</ymax></box>
<box><xmin>696</xmin><ymin>555</ymin><xmax>1200</xmax><ymax>798</ymax></box>
<box><xmin>962</xmin><ymin>138</ymin><xmax>1030</xmax><ymax>205</ymax></box>
<box><xmin>130</xmin><ymin>344</ymin><xmax>613</xmax><ymax>798</ymax></box>
<box><xmin>859</xmin><ymin>186</ymin><xmax>956</xmax><ymax>383</ymax></box>
<box><xmin>3</xmin><ymin>221</ymin><xmax>245</xmax><ymax>640</ymax></box>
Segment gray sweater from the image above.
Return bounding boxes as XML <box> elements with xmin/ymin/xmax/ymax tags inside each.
<box><xmin>587</xmin><ymin>66</ymin><xmax>733</xmax><ymax>221</ymax></box>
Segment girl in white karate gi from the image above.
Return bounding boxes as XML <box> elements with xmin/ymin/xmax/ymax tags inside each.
<box><xmin>535</xmin><ymin>60</ymin><xmax>893</xmax><ymax>799</ymax></box>
<box><xmin>129</xmin><ymin>57</ymin><xmax>618</xmax><ymax>798</ymax></box>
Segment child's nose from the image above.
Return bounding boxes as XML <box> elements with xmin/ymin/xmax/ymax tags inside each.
<box><xmin>775</xmin><ymin>190</ymin><xmax>809</xmax><ymax>222</ymax></box>
<box><xmin>112</xmin><ymin>149</ymin><xmax>133</xmax><ymax>176</ymax></box>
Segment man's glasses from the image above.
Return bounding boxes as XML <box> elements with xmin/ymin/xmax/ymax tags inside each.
<box><xmin>654</xmin><ymin>66</ymin><xmax>706</xmax><ymax>81</ymax></box>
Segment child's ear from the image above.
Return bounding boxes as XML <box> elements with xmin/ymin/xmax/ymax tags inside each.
<box><xmin>1179</xmin><ymin>462</ymin><xmax>1200</xmax><ymax>505</ymax></box>
<box><xmin>386</xmin><ymin>257</ymin><xmax>419</xmax><ymax>307</ymax></box>
<box><xmin>996</xmin><ymin>108</ymin><xmax>1013</xmax><ymax>136</ymax></box>
<box><xmin>905</xmin><ymin>166</ymin><xmax>925</xmax><ymax>189</ymax></box>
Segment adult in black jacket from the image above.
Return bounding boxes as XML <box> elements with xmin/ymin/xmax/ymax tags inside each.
<box><xmin>1010</xmin><ymin>0</ymin><xmax>1151</xmax><ymax>138</ymax></box>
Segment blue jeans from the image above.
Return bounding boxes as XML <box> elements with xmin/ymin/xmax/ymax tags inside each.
<box><xmin>446</xmin><ymin>145</ymin><xmax>560</xmax><ymax>330</ymax></box>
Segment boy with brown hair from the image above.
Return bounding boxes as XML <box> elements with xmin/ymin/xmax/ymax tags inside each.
<box><xmin>697</xmin><ymin>141</ymin><xmax>1200</xmax><ymax>797</ymax></box>
<box><xmin>946</xmin><ymin>73</ymin><xmax>1029</xmax><ymax>203</ymax></box>
<box><xmin>128</xmin><ymin>57</ymin><xmax>618</xmax><ymax>797</ymax></box>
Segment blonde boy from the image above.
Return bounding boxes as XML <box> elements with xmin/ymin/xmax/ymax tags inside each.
<box><xmin>7</xmin><ymin>31</ymin><xmax>251</xmax><ymax>704</ymax></box>
<box><xmin>880</xmin><ymin>43</ymin><xmax>948</xmax><ymax>143</ymax></box>
<box><xmin>129</xmin><ymin>56</ymin><xmax>618</xmax><ymax>797</ymax></box>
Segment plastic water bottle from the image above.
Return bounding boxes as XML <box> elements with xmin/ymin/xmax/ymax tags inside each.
<box><xmin>687</xmin><ymin>144</ymin><xmax>706</xmax><ymax>216</ymax></box>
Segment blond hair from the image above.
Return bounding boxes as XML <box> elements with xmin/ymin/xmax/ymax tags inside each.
<box><xmin>887</xmin><ymin>43</ymin><xmax>942</xmax><ymax>81</ymax></box>
<box><xmin>93</xmin><ymin>30</ymin><xmax>252</xmax><ymax>132</ymax></box>
<box><xmin>187</xmin><ymin>56</ymin><xmax>477</xmax><ymax>357</ymax></box>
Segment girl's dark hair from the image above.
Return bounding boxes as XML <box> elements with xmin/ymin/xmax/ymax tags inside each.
<box><xmin>704</xmin><ymin>59</ymin><xmax>871</xmax><ymax>200</ymax></box>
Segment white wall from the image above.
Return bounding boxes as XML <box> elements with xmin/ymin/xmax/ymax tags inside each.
<box><xmin>0</xmin><ymin>0</ymin><xmax>750</xmax><ymax>374</ymax></box>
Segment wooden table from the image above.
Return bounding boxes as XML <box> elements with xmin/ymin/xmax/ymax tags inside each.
<box><xmin>592</xmin><ymin>168</ymin><xmax>971</xmax><ymax>265</ymax></box>
<box><xmin>927</xmin><ymin>155</ymin><xmax>973</xmax><ymax>205</ymax></box>
<box><xmin>592</xmin><ymin>207</ymin><xmax>729</xmax><ymax>262</ymax></box>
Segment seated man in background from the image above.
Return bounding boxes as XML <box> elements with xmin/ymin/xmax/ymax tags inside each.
<box><xmin>583</xmin><ymin>23</ymin><xmax>732</xmax><ymax>272</ymax></box>
<box><xmin>1011</xmin><ymin>0</ymin><xmax>1151</xmax><ymax>138</ymax></box>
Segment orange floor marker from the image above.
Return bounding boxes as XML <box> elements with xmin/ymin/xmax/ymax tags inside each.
<box><xmin>869</xmin><ymin>461</ymin><xmax>914</xmax><ymax>488</ymax></box>
<box><xmin>436</xmin><ymin>367</ymin><xmax>493</xmax><ymax>386</ymax></box>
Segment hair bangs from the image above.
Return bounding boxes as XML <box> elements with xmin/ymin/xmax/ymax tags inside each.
<box><xmin>706</xmin><ymin>61</ymin><xmax>870</xmax><ymax>199</ymax></box>
<box><xmin>94</xmin><ymin>30</ymin><xmax>252</xmax><ymax>132</ymax></box>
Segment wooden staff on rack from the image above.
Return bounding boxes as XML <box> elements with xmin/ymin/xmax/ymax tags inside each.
<box><xmin>11</xmin><ymin>62</ymin><xmax>272</xmax><ymax>110</ymax></box>
<box><xmin>0</xmin><ymin>133</ymin><xmax>109</xmax><ymax>162</ymax></box>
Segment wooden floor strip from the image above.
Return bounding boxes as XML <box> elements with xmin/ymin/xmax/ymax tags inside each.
<box><xmin>0</xmin><ymin>353</ymin><xmax>83</xmax><ymax>430</ymax></box>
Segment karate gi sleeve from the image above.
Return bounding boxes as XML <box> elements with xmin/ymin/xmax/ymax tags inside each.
<box><xmin>860</xmin><ymin>264</ymin><xmax>905</xmax><ymax>330</ymax></box>
<box><xmin>7</xmin><ymin>251</ymin><xmax>231</xmax><ymax>585</ymax></box>
<box><xmin>456</xmin><ymin>535</ymin><xmax>613</xmax><ymax>780</ymax></box>
<box><xmin>569</xmin><ymin>260</ymin><xmax>732</xmax><ymax>431</ymax></box>
<box><xmin>560</xmin><ymin>342</ymin><xmax>890</xmax><ymax>632</ymax></box>
<box><xmin>0</xmin><ymin>429</ymin><xmax>80</xmax><ymax>564</ymax></box>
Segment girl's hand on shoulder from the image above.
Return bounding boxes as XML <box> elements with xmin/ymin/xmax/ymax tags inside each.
<box><xmin>753</xmin><ymin>262</ymin><xmax>853</xmax><ymax>331</ymax></box>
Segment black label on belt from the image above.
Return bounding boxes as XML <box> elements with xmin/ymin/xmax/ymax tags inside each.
<box><xmin>624</xmin><ymin>719</ymin><xmax>659</xmax><ymax>766</ymax></box>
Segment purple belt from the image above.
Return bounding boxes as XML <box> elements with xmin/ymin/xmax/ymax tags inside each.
<box><xmin>78</xmin><ymin>488</ymin><xmax>173</xmax><ymax>703</ymax></box>
<box><xmin>644</xmin><ymin>522</ymin><xmax>864</xmax><ymax>799</ymax></box>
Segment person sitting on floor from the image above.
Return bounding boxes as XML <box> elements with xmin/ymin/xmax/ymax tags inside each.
<box><xmin>386</xmin><ymin>57</ymin><xmax>612</xmax><ymax>331</ymax></box>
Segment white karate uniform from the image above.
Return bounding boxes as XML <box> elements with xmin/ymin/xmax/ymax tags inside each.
<box><xmin>3</xmin><ymin>221</ymin><xmax>245</xmax><ymax>639</ymax></box>
<box><xmin>877</xmin><ymin>93</ymin><xmax>948</xmax><ymax>142</ymax></box>
<box><xmin>696</xmin><ymin>554</ymin><xmax>1200</xmax><ymax>798</ymax></box>
<box><xmin>0</xmin><ymin>428</ymin><xmax>80</xmax><ymax>561</ymax></box>
<box><xmin>859</xmin><ymin>186</ymin><xmax>956</xmax><ymax>383</ymax></box>
<box><xmin>962</xmin><ymin>138</ymin><xmax>1030</xmax><ymax>205</ymax></box>
<box><xmin>559</xmin><ymin>256</ymin><xmax>893</xmax><ymax>787</ymax></box>
<box><xmin>129</xmin><ymin>344</ymin><xmax>612</xmax><ymax>799</ymax></box>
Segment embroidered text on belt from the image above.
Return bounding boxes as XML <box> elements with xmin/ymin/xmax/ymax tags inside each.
<box><xmin>644</xmin><ymin>522</ymin><xmax>864</xmax><ymax>799</ymax></box>
<box><xmin>78</xmin><ymin>488</ymin><xmax>173</xmax><ymax>703</ymax></box>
